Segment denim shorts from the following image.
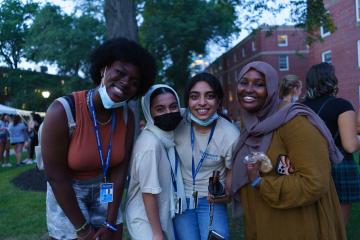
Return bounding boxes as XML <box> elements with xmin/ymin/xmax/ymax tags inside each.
<box><xmin>46</xmin><ymin>176</ymin><xmax>123</xmax><ymax>240</ymax></box>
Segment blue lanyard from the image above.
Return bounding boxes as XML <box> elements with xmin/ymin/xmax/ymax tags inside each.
<box><xmin>191</xmin><ymin>121</ymin><xmax>216</xmax><ymax>189</ymax></box>
<box><xmin>88</xmin><ymin>89</ymin><xmax>116</xmax><ymax>182</ymax></box>
<box><xmin>166</xmin><ymin>148</ymin><xmax>179</xmax><ymax>193</ymax></box>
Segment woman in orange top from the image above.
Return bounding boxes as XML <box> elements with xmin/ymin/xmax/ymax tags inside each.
<box><xmin>41</xmin><ymin>38</ymin><xmax>156</xmax><ymax>240</ymax></box>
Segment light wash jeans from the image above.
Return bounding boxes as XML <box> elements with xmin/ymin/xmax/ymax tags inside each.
<box><xmin>173</xmin><ymin>197</ymin><xmax>229</xmax><ymax>240</ymax></box>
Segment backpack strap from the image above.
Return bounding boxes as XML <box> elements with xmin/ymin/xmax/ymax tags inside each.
<box><xmin>56</xmin><ymin>96</ymin><xmax>76</xmax><ymax>135</ymax></box>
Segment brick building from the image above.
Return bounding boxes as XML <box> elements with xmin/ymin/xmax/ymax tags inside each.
<box><xmin>207</xmin><ymin>0</ymin><xmax>360</xmax><ymax>120</ymax></box>
<box><xmin>309</xmin><ymin>0</ymin><xmax>360</xmax><ymax>108</ymax></box>
<box><xmin>207</xmin><ymin>26</ymin><xmax>309</xmax><ymax>120</ymax></box>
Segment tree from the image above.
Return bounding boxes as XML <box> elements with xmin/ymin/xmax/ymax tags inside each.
<box><xmin>104</xmin><ymin>0</ymin><xmax>141</xmax><ymax>135</ymax></box>
<box><xmin>24</xmin><ymin>3</ymin><xmax>105</xmax><ymax>78</ymax></box>
<box><xmin>104</xmin><ymin>0</ymin><xmax>138</xmax><ymax>40</ymax></box>
<box><xmin>139</xmin><ymin>0</ymin><xmax>239</xmax><ymax>91</ymax></box>
<box><xmin>139</xmin><ymin>0</ymin><xmax>333</xmax><ymax>91</ymax></box>
<box><xmin>0</xmin><ymin>0</ymin><xmax>38</xmax><ymax>69</ymax></box>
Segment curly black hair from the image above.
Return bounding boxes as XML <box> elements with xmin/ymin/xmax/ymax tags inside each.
<box><xmin>305</xmin><ymin>62</ymin><xmax>338</xmax><ymax>99</ymax></box>
<box><xmin>183</xmin><ymin>72</ymin><xmax>224</xmax><ymax>107</ymax></box>
<box><xmin>89</xmin><ymin>37</ymin><xmax>157</xmax><ymax>98</ymax></box>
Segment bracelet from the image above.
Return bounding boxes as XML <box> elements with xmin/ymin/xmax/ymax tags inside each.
<box><xmin>251</xmin><ymin>176</ymin><xmax>262</xmax><ymax>188</ymax></box>
<box><xmin>75</xmin><ymin>221</ymin><xmax>88</xmax><ymax>233</ymax></box>
<box><xmin>103</xmin><ymin>221</ymin><xmax>117</xmax><ymax>232</ymax></box>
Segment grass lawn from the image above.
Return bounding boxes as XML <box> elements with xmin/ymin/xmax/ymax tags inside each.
<box><xmin>0</xmin><ymin>154</ymin><xmax>359</xmax><ymax>239</ymax></box>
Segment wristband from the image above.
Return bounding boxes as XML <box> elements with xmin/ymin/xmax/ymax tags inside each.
<box><xmin>251</xmin><ymin>176</ymin><xmax>262</xmax><ymax>188</ymax></box>
<box><xmin>103</xmin><ymin>221</ymin><xmax>117</xmax><ymax>232</ymax></box>
<box><xmin>75</xmin><ymin>221</ymin><xmax>88</xmax><ymax>233</ymax></box>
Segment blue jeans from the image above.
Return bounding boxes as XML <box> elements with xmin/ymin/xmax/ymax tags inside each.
<box><xmin>173</xmin><ymin>197</ymin><xmax>229</xmax><ymax>240</ymax></box>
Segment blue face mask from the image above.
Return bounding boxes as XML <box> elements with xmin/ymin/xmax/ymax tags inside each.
<box><xmin>291</xmin><ymin>96</ymin><xmax>299</xmax><ymax>103</ymax></box>
<box><xmin>189</xmin><ymin>112</ymin><xmax>219</xmax><ymax>126</ymax></box>
<box><xmin>98</xmin><ymin>84</ymin><xmax>126</xmax><ymax>109</ymax></box>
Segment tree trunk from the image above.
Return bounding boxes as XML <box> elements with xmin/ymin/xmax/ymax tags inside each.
<box><xmin>104</xmin><ymin>0</ymin><xmax>138</xmax><ymax>41</ymax></box>
<box><xmin>104</xmin><ymin>0</ymin><xmax>141</xmax><ymax>136</ymax></box>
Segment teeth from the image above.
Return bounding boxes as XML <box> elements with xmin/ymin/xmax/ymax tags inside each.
<box><xmin>197</xmin><ymin>109</ymin><xmax>208</xmax><ymax>114</ymax></box>
<box><xmin>244</xmin><ymin>96</ymin><xmax>255</xmax><ymax>101</ymax></box>
<box><xmin>113</xmin><ymin>86</ymin><xmax>122</xmax><ymax>94</ymax></box>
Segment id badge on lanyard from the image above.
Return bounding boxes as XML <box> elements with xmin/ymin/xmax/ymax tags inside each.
<box><xmin>88</xmin><ymin>89</ymin><xmax>116</xmax><ymax>204</ymax></box>
<box><xmin>100</xmin><ymin>183</ymin><xmax>114</xmax><ymax>203</ymax></box>
<box><xmin>190</xmin><ymin>122</ymin><xmax>216</xmax><ymax>209</ymax></box>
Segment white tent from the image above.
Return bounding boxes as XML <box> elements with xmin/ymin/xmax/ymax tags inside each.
<box><xmin>0</xmin><ymin>104</ymin><xmax>44</xmax><ymax>116</ymax></box>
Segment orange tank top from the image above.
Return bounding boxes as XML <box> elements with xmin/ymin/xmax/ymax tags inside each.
<box><xmin>68</xmin><ymin>91</ymin><xmax>127</xmax><ymax>180</ymax></box>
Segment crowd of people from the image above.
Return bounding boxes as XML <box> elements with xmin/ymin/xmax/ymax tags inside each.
<box><xmin>0</xmin><ymin>112</ymin><xmax>42</xmax><ymax>167</ymax></box>
<box><xmin>11</xmin><ymin>37</ymin><xmax>359</xmax><ymax>239</ymax></box>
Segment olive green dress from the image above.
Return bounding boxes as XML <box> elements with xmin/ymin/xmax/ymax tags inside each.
<box><xmin>239</xmin><ymin>116</ymin><xmax>346</xmax><ymax>240</ymax></box>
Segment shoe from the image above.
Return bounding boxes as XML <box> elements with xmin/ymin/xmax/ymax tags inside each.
<box><xmin>25</xmin><ymin>159</ymin><xmax>33</xmax><ymax>165</ymax></box>
<box><xmin>1</xmin><ymin>164</ymin><xmax>5</xmax><ymax>168</ymax></box>
<box><xmin>21</xmin><ymin>159</ymin><xmax>32</xmax><ymax>164</ymax></box>
<box><xmin>5</xmin><ymin>163</ymin><xmax>12</xmax><ymax>167</ymax></box>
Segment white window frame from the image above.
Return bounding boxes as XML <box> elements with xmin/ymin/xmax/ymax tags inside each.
<box><xmin>279</xmin><ymin>55</ymin><xmax>289</xmax><ymax>71</ymax></box>
<box><xmin>320</xmin><ymin>26</ymin><xmax>331</xmax><ymax>38</ymax></box>
<box><xmin>356</xmin><ymin>0</ymin><xmax>360</xmax><ymax>23</ymax></box>
<box><xmin>242</xmin><ymin>48</ymin><xmax>246</xmax><ymax>57</ymax></box>
<box><xmin>277</xmin><ymin>34</ymin><xmax>288</xmax><ymax>47</ymax></box>
<box><xmin>358</xmin><ymin>40</ymin><xmax>360</xmax><ymax>68</ymax></box>
<box><xmin>322</xmin><ymin>50</ymin><xmax>332</xmax><ymax>63</ymax></box>
<box><xmin>252</xmin><ymin>41</ymin><xmax>256</xmax><ymax>51</ymax></box>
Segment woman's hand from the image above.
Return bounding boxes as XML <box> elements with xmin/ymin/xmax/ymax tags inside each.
<box><xmin>246</xmin><ymin>162</ymin><xmax>261</xmax><ymax>182</ymax></box>
<box><xmin>92</xmin><ymin>224</ymin><xmax>123</xmax><ymax>240</ymax></box>
<box><xmin>153</xmin><ymin>231</ymin><xmax>165</xmax><ymax>240</ymax></box>
<box><xmin>76</xmin><ymin>224</ymin><xmax>96</xmax><ymax>240</ymax></box>
<box><xmin>207</xmin><ymin>192</ymin><xmax>232</xmax><ymax>204</ymax></box>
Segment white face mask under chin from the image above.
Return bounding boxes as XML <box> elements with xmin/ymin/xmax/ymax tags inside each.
<box><xmin>98</xmin><ymin>67</ymin><xmax>127</xmax><ymax>109</ymax></box>
<box><xmin>98</xmin><ymin>83</ymin><xmax>127</xmax><ymax>109</ymax></box>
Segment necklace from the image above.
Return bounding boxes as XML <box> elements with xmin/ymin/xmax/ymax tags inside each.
<box><xmin>86</xmin><ymin>90</ymin><xmax>112</xmax><ymax>126</ymax></box>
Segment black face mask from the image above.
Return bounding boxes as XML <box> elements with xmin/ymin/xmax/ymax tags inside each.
<box><xmin>153</xmin><ymin>111</ymin><xmax>183</xmax><ymax>131</ymax></box>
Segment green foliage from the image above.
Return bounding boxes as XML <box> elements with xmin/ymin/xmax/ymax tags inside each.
<box><xmin>0</xmin><ymin>0</ymin><xmax>38</xmax><ymax>69</ymax></box>
<box><xmin>0</xmin><ymin>67</ymin><xmax>92</xmax><ymax>112</ymax></box>
<box><xmin>24</xmin><ymin>3</ymin><xmax>105</xmax><ymax>78</ymax></box>
<box><xmin>139</xmin><ymin>0</ymin><xmax>239</xmax><ymax>90</ymax></box>
<box><xmin>288</xmin><ymin>0</ymin><xmax>336</xmax><ymax>44</ymax></box>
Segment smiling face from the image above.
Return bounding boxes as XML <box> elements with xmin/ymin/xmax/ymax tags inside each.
<box><xmin>150</xmin><ymin>92</ymin><xmax>179</xmax><ymax>118</ymax></box>
<box><xmin>188</xmin><ymin>81</ymin><xmax>219</xmax><ymax>120</ymax></box>
<box><xmin>101</xmin><ymin>60</ymin><xmax>141</xmax><ymax>102</ymax></box>
<box><xmin>237</xmin><ymin>69</ymin><xmax>268</xmax><ymax>113</ymax></box>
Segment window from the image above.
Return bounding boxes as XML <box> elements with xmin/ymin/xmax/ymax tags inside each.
<box><xmin>233</xmin><ymin>53</ymin><xmax>237</xmax><ymax>63</ymax></box>
<box><xmin>356</xmin><ymin>0</ymin><xmax>360</xmax><ymax>22</ymax></box>
<box><xmin>322</xmin><ymin>50</ymin><xmax>332</xmax><ymax>63</ymax></box>
<box><xmin>320</xmin><ymin>26</ymin><xmax>331</xmax><ymax>38</ymax></box>
<box><xmin>242</xmin><ymin>48</ymin><xmax>246</xmax><ymax>57</ymax></box>
<box><xmin>279</xmin><ymin>55</ymin><xmax>289</xmax><ymax>71</ymax></box>
<box><xmin>252</xmin><ymin>41</ymin><xmax>256</xmax><ymax>51</ymax></box>
<box><xmin>358</xmin><ymin>40</ymin><xmax>360</xmax><ymax>68</ymax></box>
<box><xmin>277</xmin><ymin>35</ymin><xmax>288</xmax><ymax>47</ymax></box>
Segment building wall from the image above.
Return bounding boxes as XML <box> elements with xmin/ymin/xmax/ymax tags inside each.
<box><xmin>207</xmin><ymin>26</ymin><xmax>310</xmax><ymax>120</ymax></box>
<box><xmin>309</xmin><ymin>0</ymin><xmax>360</xmax><ymax>108</ymax></box>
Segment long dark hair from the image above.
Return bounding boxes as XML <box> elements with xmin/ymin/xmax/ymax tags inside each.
<box><xmin>305</xmin><ymin>62</ymin><xmax>338</xmax><ymax>99</ymax></box>
<box><xmin>184</xmin><ymin>72</ymin><xmax>224</xmax><ymax>108</ymax></box>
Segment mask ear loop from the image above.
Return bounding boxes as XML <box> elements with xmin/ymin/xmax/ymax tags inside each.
<box><xmin>101</xmin><ymin>66</ymin><xmax>108</xmax><ymax>86</ymax></box>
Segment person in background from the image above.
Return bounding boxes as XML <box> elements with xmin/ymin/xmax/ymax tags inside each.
<box><xmin>232</xmin><ymin>61</ymin><xmax>345</xmax><ymax>239</ymax></box>
<box><xmin>303</xmin><ymin>62</ymin><xmax>360</xmax><ymax>225</ymax></box>
<box><xmin>174</xmin><ymin>72</ymin><xmax>240</xmax><ymax>240</ymax></box>
<box><xmin>279</xmin><ymin>74</ymin><xmax>302</xmax><ymax>104</ymax></box>
<box><xmin>23</xmin><ymin>113</ymin><xmax>42</xmax><ymax>164</ymax></box>
<box><xmin>357</xmin><ymin>107</ymin><xmax>360</xmax><ymax>134</ymax></box>
<box><xmin>0</xmin><ymin>114</ymin><xmax>11</xmax><ymax>167</ymax></box>
<box><xmin>126</xmin><ymin>84</ymin><xmax>185</xmax><ymax>240</ymax></box>
<box><xmin>8</xmin><ymin>115</ymin><xmax>28</xmax><ymax>166</ymax></box>
<box><xmin>41</xmin><ymin>37</ymin><xmax>156</xmax><ymax>240</ymax></box>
